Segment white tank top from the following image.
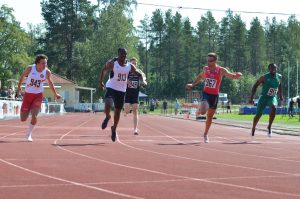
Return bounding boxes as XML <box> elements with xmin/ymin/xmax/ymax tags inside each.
<box><xmin>25</xmin><ymin>65</ymin><xmax>47</xmax><ymax>94</ymax></box>
<box><xmin>106</xmin><ymin>61</ymin><xmax>131</xmax><ymax>92</ymax></box>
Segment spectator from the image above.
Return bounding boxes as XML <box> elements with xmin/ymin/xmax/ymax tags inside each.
<box><xmin>86</xmin><ymin>106</ymin><xmax>92</xmax><ymax>113</ymax></box>
<box><xmin>43</xmin><ymin>97</ymin><xmax>49</xmax><ymax>113</ymax></box>
<box><xmin>288</xmin><ymin>98</ymin><xmax>294</xmax><ymax>118</ymax></box>
<box><xmin>1</xmin><ymin>86</ymin><xmax>8</xmax><ymax>98</ymax></box>
<box><xmin>7</xmin><ymin>87</ymin><xmax>14</xmax><ymax>99</ymax></box>
<box><xmin>63</xmin><ymin>99</ymin><xmax>66</xmax><ymax>108</ymax></box>
<box><xmin>150</xmin><ymin>98</ymin><xmax>155</xmax><ymax>111</ymax></box>
<box><xmin>174</xmin><ymin>98</ymin><xmax>179</xmax><ymax>115</ymax></box>
<box><xmin>92</xmin><ymin>103</ymin><xmax>96</xmax><ymax>114</ymax></box>
<box><xmin>163</xmin><ymin>99</ymin><xmax>168</xmax><ymax>114</ymax></box>
<box><xmin>297</xmin><ymin>96</ymin><xmax>300</xmax><ymax>114</ymax></box>
<box><xmin>226</xmin><ymin>100</ymin><xmax>231</xmax><ymax>113</ymax></box>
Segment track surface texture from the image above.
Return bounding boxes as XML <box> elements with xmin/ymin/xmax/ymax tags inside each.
<box><xmin>0</xmin><ymin>113</ymin><xmax>299</xmax><ymax>199</ymax></box>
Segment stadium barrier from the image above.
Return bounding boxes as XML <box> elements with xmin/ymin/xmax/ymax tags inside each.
<box><xmin>0</xmin><ymin>99</ymin><xmax>65</xmax><ymax>119</ymax></box>
<box><xmin>239</xmin><ymin>106</ymin><xmax>288</xmax><ymax>115</ymax></box>
<box><xmin>73</xmin><ymin>103</ymin><xmax>105</xmax><ymax>112</ymax></box>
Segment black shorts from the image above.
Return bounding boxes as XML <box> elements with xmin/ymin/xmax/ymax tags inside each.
<box><xmin>125</xmin><ymin>94</ymin><xmax>139</xmax><ymax>104</ymax></box>
<box><xmin>105</xmin><ymin>88</ymin><xmax>125</xmax><ymax>110</ymax></box>
<box><xmin>202</xmin><ymin>91</ymin><xmax>219</xmax><ymax>110</ymax></box>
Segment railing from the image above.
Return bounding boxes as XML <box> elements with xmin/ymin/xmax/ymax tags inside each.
<box><xmin>73</xmin><ymin>103</ymin><xmax>105</xmax><ymax>112</ymax></box>
<box><xmin>0</xmin><ymin>99</ymin><xmax>65</xmax><ymax>119</ymax></box>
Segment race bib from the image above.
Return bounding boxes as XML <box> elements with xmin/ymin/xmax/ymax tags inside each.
<box><xmin>204</xmin><ymin>78</ymin><xmax>217</xmax><ymax>88</ymax></box>
<box><xmin>28</xmin><ymin>79</ymin><xmax>41</xmax><ymax>87</ymax></box>
<box><xmin>128</xmin><ymin>80</ymin><xmax>138</xmax><ymax>89</ymax></box>
<box><xmin>117</xmin><ymin>73</ymin><xmax>127</xmax><ymax>81</ymax></box>
<box><xmin>267</xmin><ymin>88</ymin><xmax>278</xmax><ymax>96</ymax></box>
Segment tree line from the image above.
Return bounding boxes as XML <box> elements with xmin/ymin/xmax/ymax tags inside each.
<box><xmin>0</xmin><ymin>0</ymin><xmax>299</xmax><ymax>104</ymax></box>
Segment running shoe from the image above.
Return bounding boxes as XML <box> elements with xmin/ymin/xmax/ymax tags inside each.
<box><xmin>251</xmin><ymin>129</ymin><xmax>255</xmax><ymax>137</ymax></box>
<box><xmin>101</xmin><ymin>116</ymin><xmax>111</xmax><ymax>129</ymax></box>
<box><xmin>111</xmin><ymin>126</ymin><xmax>117</xmax><ymax>142</ymax></box>
<box><xmin>26</xmin><ymin>134</ymin><xmax>33</xmax><ymax>142</ymax></box>
<box><xmin>134</xmin><ymin>129</ymin><xmax>138</xmax><ymax>135</ymax></box>
<box><xmin>204</xmin><ymin>135</ymin><xmax>209</xmax><ymax>143</ymax></box>
<box><xmin>267</xmin><ymin>127</ymin><xmax>272</xmax><ymax>137</ymax></box>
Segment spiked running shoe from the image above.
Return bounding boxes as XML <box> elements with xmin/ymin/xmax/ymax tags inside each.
<box><xmin>101</xmin><ymin>116</ymin><xmax>111</xmax><ymax>129</ymax></box>
<box><xmin>111</xmin><ymin>126</ymin><xmax>117</xmax><ymax>142</ymax></box>
<box><xmin>267</xmin><ymin>127</ymin><xmax>272</xmax><ymax>137</ymax></box>
<box><xmin>204</xmin><ymin>135</ymin><xmax>209</xmax><ymax>143</ymax></box>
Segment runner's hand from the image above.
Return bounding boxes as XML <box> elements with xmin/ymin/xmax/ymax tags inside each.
<box><xmin>17</xmin><ymin>86</ymin><xmax>23</xmax><ymax>95</ymax></box>
<box><xmin>185</xmin><ymin>84</ymin><xmax>193</xmax><ymax>90</ymax></box>
<box><xmin>235</xmin><ymin>72</ymin><xmax>242</xmax><ymax>79</ymax></box>
<box><xmin>55</xmin><ymin>94</ymin><xmax>62</xmax><ymax>100</ymax></box>
<box><xmin>100</xmin><ymin>82</ymin><xmax>105</xmax><ymax>91</ymax></box>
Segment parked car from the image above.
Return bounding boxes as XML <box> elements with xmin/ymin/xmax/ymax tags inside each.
<box><xmin>253</xmin><ymin>98</ymin><xmax>259</xmax><ymax>106</ymax></box>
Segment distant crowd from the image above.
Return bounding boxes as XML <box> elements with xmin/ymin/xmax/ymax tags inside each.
<box><xmin>0</xmin><ymin>86</ymin><xmax>23</xmax><ymax>100</ymax></box>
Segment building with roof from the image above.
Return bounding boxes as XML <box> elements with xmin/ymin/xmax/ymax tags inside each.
<box><xmin>21</xmin><ymin>73</ymin><xmax>96</xmax><ymax>111</ymax></box>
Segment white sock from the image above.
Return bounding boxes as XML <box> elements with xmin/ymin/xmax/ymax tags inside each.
<box><xmin>133</xmin><ymin>112</ymin><xmax>138</xmax><ymax>132</ymax></box>
<box><xmin>27</xmin><ymin>124</ymin><xmax>35</xmax><ymax>137</ymax></box>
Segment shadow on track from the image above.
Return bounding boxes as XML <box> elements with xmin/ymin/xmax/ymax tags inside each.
<box><xmin>52</xmin><ymin>143</ymin><xmax>106</xmax><ymax>147</ymax></box>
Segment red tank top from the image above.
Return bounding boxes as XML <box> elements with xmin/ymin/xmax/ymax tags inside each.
<box><xmin>203</xmin><ymin>66</ymin><xmax>222</xmax><ymax>95</ymax></box>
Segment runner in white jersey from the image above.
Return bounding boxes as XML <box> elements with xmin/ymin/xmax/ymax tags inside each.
<box><xmin>99</xmin><ymin>48</ymin><xmax>142</xmax><ymax>142</ymax></box>
<box><xmin>17</xmin><ymin>54</ymin><xmax>61</xmax><ymax>142</ymax></box>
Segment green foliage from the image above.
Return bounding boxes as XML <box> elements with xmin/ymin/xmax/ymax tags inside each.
<box><xmin>138</xmin><ymin>9</ymin><xmax>300</xmax><ymax>102</ymax></box>
<box><xmin>1</xmin><ymin>2</ymin><xmax>300</xmax><ymax>103</ymax></box>
<box><xmin>0</xmin><ymin>5</ymin><xmax>33</xmax><ymax>87</ymax></box>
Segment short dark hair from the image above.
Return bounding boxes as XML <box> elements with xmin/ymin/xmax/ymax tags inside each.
<box><xmin>118</xmin><ymin>48</ymin><xmax>127</xmax><ymax>54</ymax></box>
<box><xmin>268</xmin><ymin>63</ymin><xmax>277</xmax><ymax>69</ymax></box>
<box><xmin>208</xmin><ymin>52</ymin><xmax>218</xmax><ymax>60</ymax></box>
<box><xmin>35</xmin><ymin>54</ymin><xmax>48</xmax><ymax>64</ymax></box>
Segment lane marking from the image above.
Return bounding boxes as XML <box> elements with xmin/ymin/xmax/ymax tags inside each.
<box><xmin>1</xmin><ymin>117</ymin><xmax>143</xmax><ymax>199</ymax></box>
<box><xmin>0</xmin><ymin>158</ymin><xmax>142</xmax><ymax>199</ymax></box>
<box><xmin>141</xmin><ymin>118</ymin><xmax>300</xmax><ymax>163</ymax></box>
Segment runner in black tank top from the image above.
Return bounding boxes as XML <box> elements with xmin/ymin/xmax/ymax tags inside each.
<box><xmin>124</xmin><ymin>57</ymin><xmax>147</xmax><ymax>135</ymax></box>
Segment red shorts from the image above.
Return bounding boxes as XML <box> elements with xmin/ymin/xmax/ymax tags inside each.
<box><xmin>21</xmin><ymin>92</ymin><xmax>43</xmax><ymax>113</ymax></box>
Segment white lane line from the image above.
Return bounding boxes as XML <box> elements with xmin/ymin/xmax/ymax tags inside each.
<box><xmin>117</xmin><ymin>138</ymin><xmax>300</xmax><ymax>197</ymax></box>
<box><xmin>141</xmin><ymin>119</ymin><xmax>300</xmax><ymax>163</ymax></box>
<box><xmin>0</xmin><ymin>158</ymin><xmax>142</xmax><ymax>199</ymax></box>
<box><xmin>53</xmin><ymin>117</ymin><xmax>144</xmax><ymax>199</ymax></box>
<box><xmin>1</xmin><ymin>117</ymin><xmax>143</xmax><ymax>199</ymax></box>
<box><xmin>0</xmin><ymin>130</ymin><xmax>25</xmax><ymax>139</ymax></box>
<box><xmin>0</xmin><ymin>178</ymin><xmax>190</xmax><ymax>189</ymax></box>
<box><xmin>1</xmin><ymin>174</ymin><xmax>300</xmax><ymax>189</ymax></box>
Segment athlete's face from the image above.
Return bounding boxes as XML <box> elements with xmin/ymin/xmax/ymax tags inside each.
<box><xmin>37</xmin><ymin>59</ymin><xmax>47</xmax><ymax>69</ymax></box>
<box><xmin>207</xmin><ymin>56</ymin><xmax>216</xmax><ymax>66</ymax></box>
<box><xmin>118</xmin><ymin>49</ymin><xmax>127</xmax><ymax>62</ymax></box>
<box><xmin>131</xmin><ymin>60</ymin><xmax>137</xmax><ymax>67</ymax></box>
<box><xmin>269</xmin><ymin>65</ymin><xmax>277</xmax><ymax>75</ymax></box>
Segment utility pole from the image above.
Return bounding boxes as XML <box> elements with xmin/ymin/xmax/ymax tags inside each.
<box><xmin>145</xmin><ymin>29</ymin><xmax>148</xmax><ymax>79</ymax></box>
<box><xmin>288</xmin><ymin>61</ymin><xmax>290</xmax><ymax>100</ymax></box>
<box><xmin>297</xmin><ymin>59</ymin><xmax>299</xmax><ymax>95</ymax></box>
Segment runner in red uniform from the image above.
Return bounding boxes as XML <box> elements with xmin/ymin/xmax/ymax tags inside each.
<box><xmin>17</xmin><ymin>54</ymin><xmax>61</xmax><ymax>142</ymax></box>
<box><xmin>186</xmin><ymin>53</ymin><xmax>242</xmax><ymax>143</ymax></box>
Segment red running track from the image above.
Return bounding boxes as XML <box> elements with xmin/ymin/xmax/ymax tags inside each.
<box><xmin>0</xmin><ymin>113</ymin><xmax>299</xmax><ymax>199</ymax></box>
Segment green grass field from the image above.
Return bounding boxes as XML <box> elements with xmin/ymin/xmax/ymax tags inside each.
<box><xmin>145</xmin><ymin>106</ymin><xmax>300</xmax><ymax>126</ymax></box>
<box><xmin>216</xmin><ymin>112</ymin><xmax>300</xmax><ymax>125</ymax></box>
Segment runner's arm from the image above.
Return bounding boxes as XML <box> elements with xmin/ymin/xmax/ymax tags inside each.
<box><xmin>99</xmin><ymin>60</ymin><xmax>114</xmax><ymax>90</ymax></box>
<box><xmin>185</xmin><ymin>68</ymin><xmax>205</xmax><ymax>89</ymax></box>
<box><xmin>17</xmin><ymin>66</ymin><xmax>31</xmax><ymax>94</ymax></box>
<box><xmin>278</xmin><ymin>82</ymin><xmax>283</xmax><ymax>101</ymax></box>
<box><xmin>249</xmin><ymin>76</ymin><xmax>264</xmax><ymax>104</ymax></box>
<box><xmin>130</xmin><ymin>64</ymin><xmax>142</xmax><ymax>77</ymax></box>
<box><xmin>46</xmin><ymin>69</ymin><xmax>61</xmax><ymax>100</ymax></box>
<box><xmin>222</xmin><ymin>67</ymin><xmax>242</xmax><ymax>79</ymax></box>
